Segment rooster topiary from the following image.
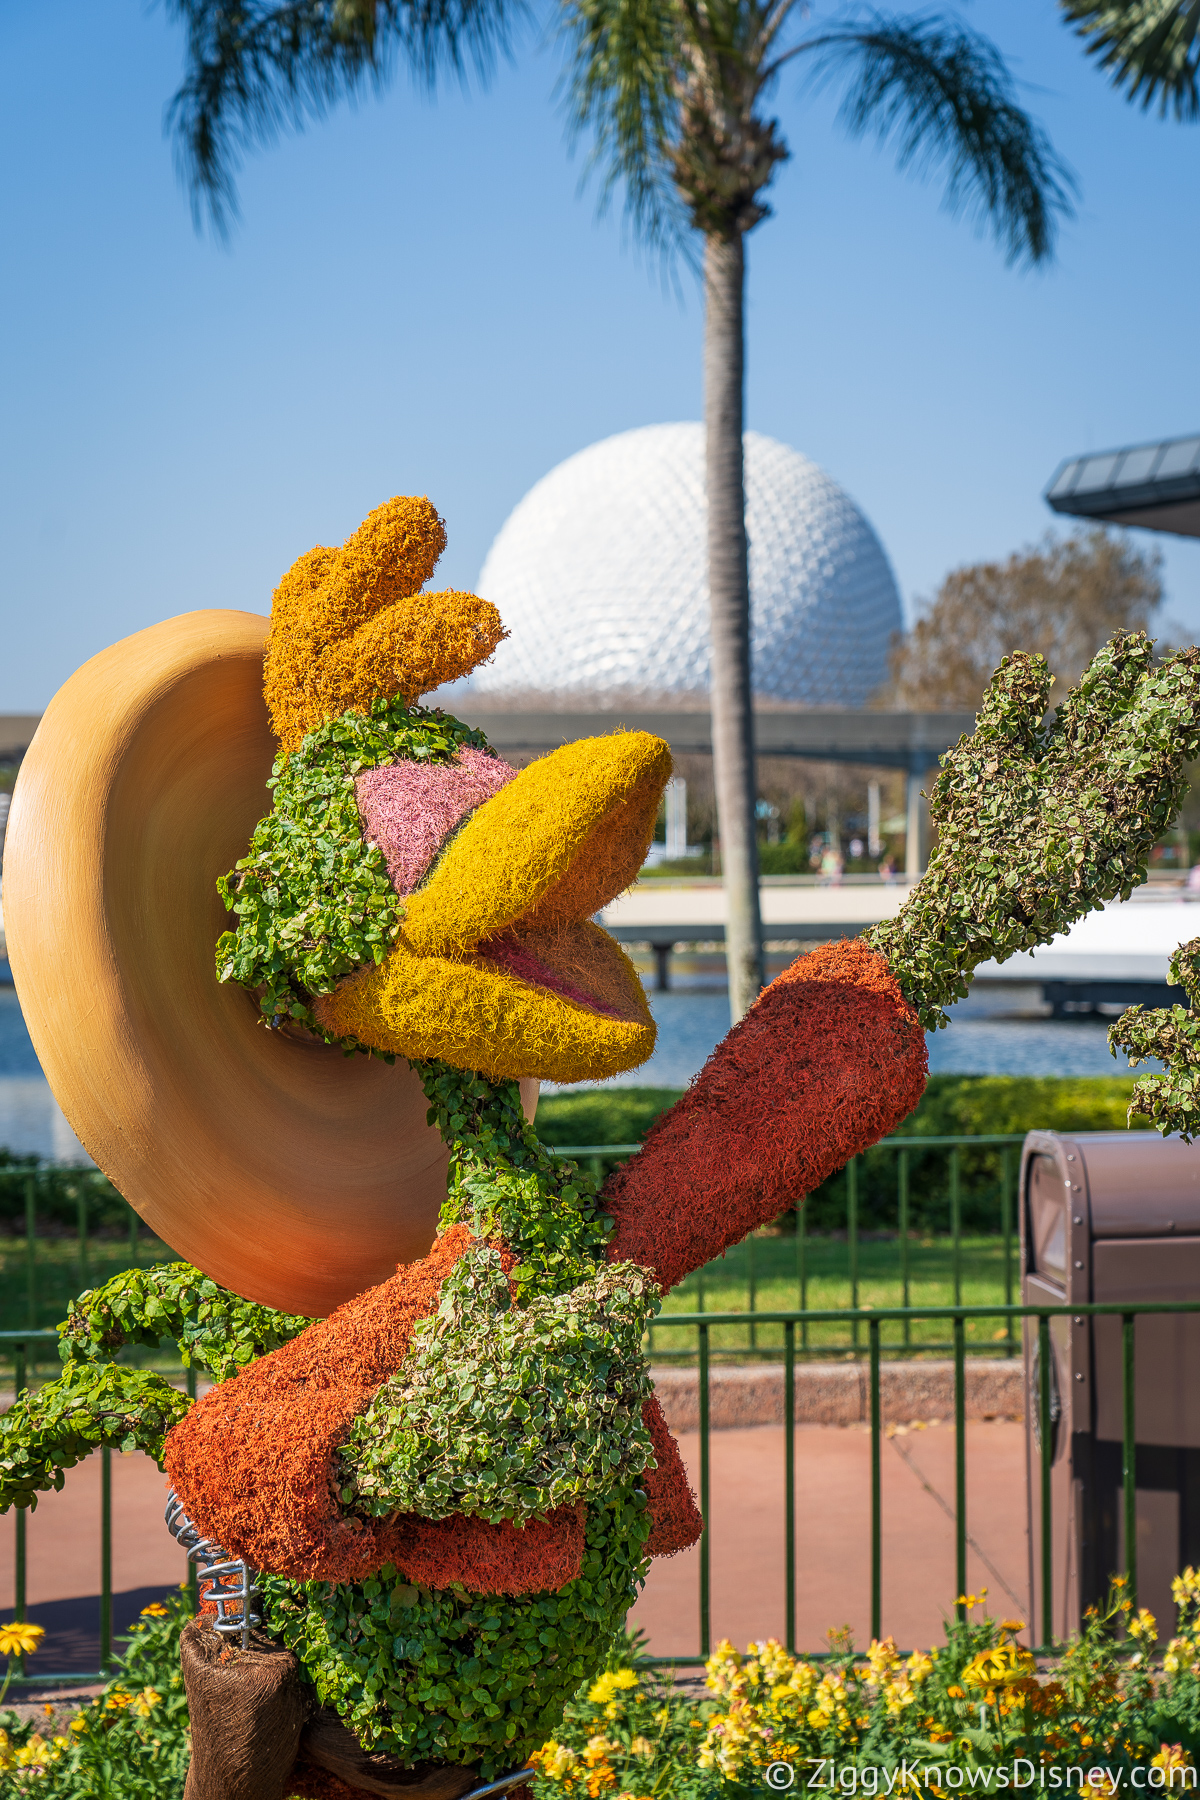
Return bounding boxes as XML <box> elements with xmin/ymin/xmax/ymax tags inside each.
<box><xmin>4</xmin><ymin>496</ymin><xmax>1200</xmax><ymax>1800</ymax></box>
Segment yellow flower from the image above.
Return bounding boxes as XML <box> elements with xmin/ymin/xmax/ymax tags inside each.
<box><xmin>1129</xmin><ymin>1608</ymin><xmax>1158</xmax><ymax>1643</ymax></box>
<box><xmin>583</xmin><ymin>1735</ymin><xmax>618</xmax><ymax>1768</ymax></box>
<box><xmin>867</xmin><ymin>1637</ymin><xmax>900</xmax><ymax>1681</ymax></box>
<box><xmin>531</xmin><ymin>1741</ymin><xmax>580</xmax><ymax>1783</ymax></box>
<box><xmin>960</xmin><ymin>1645</ymin><xmax>1036</xmax><ymax>1690</ymax></box>
<box><xmin>630</xmin><ymin>1736</ymin><xmax>656</xmax><ymax>1762</ymax></box>
<box><xmin>105</xmin><ymin>1689</ymin><xmax>133</xmax><ymax>1710</ymax></box>
<box><xmin>133</xmin><ymin>1686</ymin><xmax>161</xmax><ymax>1717</ymax></box>
<box><xmin>907</xmin><ymin>1651</ymin><xmax>934</xmax><ymax>1686</ymax></box>
<box><xmin>1173</xmin><ymin>1571</ymin><xmax>1200</xmax><ymax>1608</ymax></box>
<box><xmin>588</xmin><ymin>1667</ymin><xmax>639</xmax><ymax>1708</ymax></box>
<box><xmin>140</xmin><ymin>1602</ymin><xmax>170</xmax><ymax>1618</ymax></box>
<box><xmin>1151</xmin><ymin>1745</ymin><xmax>1194</xmax><ymax>1777</ymax></box>
<box><xmin>0</xmin><ymin>1621</ymin><xmax>45</xmax><ymax>1658</ymax></box>
<box><xmin>70</xmin><ymin>1715</ymin><xmax>88</xmax><ymax>1733</ymax></box>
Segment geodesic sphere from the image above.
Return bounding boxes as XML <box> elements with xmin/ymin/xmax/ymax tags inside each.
<box><xmin>470</xmin><ymin>423</ymin><xmax>902</xmax><ymax>706</ymax></box>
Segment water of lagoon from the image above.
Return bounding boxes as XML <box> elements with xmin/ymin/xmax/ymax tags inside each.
<box><xmin>0</xmin><ymin>976</ymin><xmax>1155</xmax><ymax>1163</ymax></box>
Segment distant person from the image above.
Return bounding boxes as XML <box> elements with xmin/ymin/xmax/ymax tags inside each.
<box><xmin>849</xmin><ymin>836</ymin><xmax>864</xmax><ymax>860</ymax></box>
<box><xmin>878</xmin><ymin>854</ymin><xmax>897</xmax><ymax>885</ymax></box>
<box><xmin>819</xmin><ymin>846</ymin><xmax>844</xmax><ymax>887</ymax></box>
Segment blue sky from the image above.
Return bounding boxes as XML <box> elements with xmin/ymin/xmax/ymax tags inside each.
<box><xmin>2</xmin><ymin>0</ymin><xmax>1198</xmax><ymax>710</ymax></box>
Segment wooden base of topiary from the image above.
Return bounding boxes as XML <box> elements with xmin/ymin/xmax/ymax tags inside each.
<box><xmin>181</xmin><ymin>1618</ymin><xmax>309</xmax><ymax>1800</ymax></box>
<box><xmin>292</xmin><ymin>1712</ymin><xmax>483</xmax><ymax>1797</ymax></box>
<box><xmin>181</xmin><ymin>1616</ymin><xmax>494</xmax><ymax>1800</ymax></box>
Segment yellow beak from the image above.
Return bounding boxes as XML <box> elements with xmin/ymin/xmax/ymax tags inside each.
<box><xmin>313</xmin><ymin>731</ymin><xmax>672</xmax><ymax>1083</ymax></box>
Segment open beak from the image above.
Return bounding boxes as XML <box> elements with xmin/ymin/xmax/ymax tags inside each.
<box><xmin>313</xmin><ymin>732</ymin><xmax>672</xmax><ymax>1083</ymax></box>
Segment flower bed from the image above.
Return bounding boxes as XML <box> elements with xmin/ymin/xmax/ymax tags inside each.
<box><xmin>7</xmin><ymin>1579</ymin><xmax>1200</xmax><ymax>1796</ymax></box>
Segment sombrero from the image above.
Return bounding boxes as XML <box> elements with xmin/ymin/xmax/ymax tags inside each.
<box><xmin>3</xmin><ymin>608</ymin><xmax>504</xmax><ymax>1317</ymax></box>
<box><xmin>5</xmin><ymin>498</ymin><xmax>670</xmax><ymax>1317</ymax></box>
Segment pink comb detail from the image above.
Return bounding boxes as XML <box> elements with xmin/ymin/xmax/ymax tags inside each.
<box><xmin>355</xmin><ymin>745</ymin><xmax>516</xmax><ymax>896</ymax></box>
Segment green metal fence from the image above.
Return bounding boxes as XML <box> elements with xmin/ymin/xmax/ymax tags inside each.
<box><xmin>5</xmin><ymin>1299</ymin><xmax>1199</xmax><ymax>1684</ymax></box>
<box><xmin>562</xmin><ymin>1134</ymin><xmax>1027</xmax><ymax>1358</ymax></box>
<box><xmin>648</xmin><ymin>1298</ymin><xmax>1200</xmax><ymax>1665</ymax></box>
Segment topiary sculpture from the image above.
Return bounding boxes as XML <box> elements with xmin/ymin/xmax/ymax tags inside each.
<box><xmin>4</xmin><ymin>498</ymin><xmax>1200</xmax><ymax>1800</ymax></box>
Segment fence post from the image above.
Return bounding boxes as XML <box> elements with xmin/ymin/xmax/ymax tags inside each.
<box><xmin>954</xmin><ymin>1314</ymin><xmax>966</xmax><ymax>1616</ymax></box>
<box><xmin>951</xmin><ymin>1149</ymin><xmax>962</xmax><ymax>1308</ymax></box>
<box><xmin>1123</xmin><ymin>1312</ymin><xmax>1138</xmax><ymax>1612</ymax></box>
<box><xmin>77</xmin><ymin>1189</ymin><xmax>88</xmax><ymax>1292</ymax></box>
<box><xmin>785</xmin><ymin>1319</ymin><xmax>796</xmax><ymax>1653</ymax></box>
<box><xmin>1001</xmin><ymin>1150</ymin><xmax>1015</xmax><ymax>1359</ymax></box>
<box><xmin>24</xmin><ymin>1177</ymin><xmax>36</xmax><ymax>1369</ymax></box>
<box><xmin>14</xmin><ymin>1341</ymin><xmax>27</xmax><ymax>1674</ymax></box>
<box><xmin>748</xmin><ymin>1234</ymin><xmax>757</xmax><ymax>1351</ymax></box>
<box><xmin>869</xmin><ymin>1316</ymin><xmax>882</xmax><ymax>1642</ymax></box>
<box><xmin>797</xmin><ymin>1203</ymin><xmax>808</xmax><ymax>1350</ymax></box>
<box><xmin>1037</xmin><ymin>1314</ymin><xmax>1053</xmax><ymax>1648</ymax></box>
<box><xmin>848</xmin><ymin>1158</ymin><xmax>859</xmax><ymax>1349</ymax></box>
<box><xmin>100</xmin><ymin>1444</ymin><xmax>113</xmax><ymax>1671</ymax></box>
<box><xmin>899</xmin><ymin>1151</ymin><xmax>910</xmax><ymax>1350</ymax></box>
<box><xmin>699</xmin><ymin>1321</ymin><xmax>711</xmax><ymax>1659</ymax></box>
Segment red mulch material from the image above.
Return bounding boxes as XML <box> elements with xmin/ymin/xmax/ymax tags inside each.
<box><xmin>640</xmin><ymin>1393</ymin><xmax>702</xmax><ymax>1557</ymax></box>
<box><xmin>386</xmin><ymin>1504</ymin><xmax>587</xmax><ymax>1594</ymax></box>
<box><xmin>602</xmin><ymin>939</ymin><xmax>928</xmax><ymax>1293</ymax></box>
<box><xmin>163</xmin><ymin>1225</ymin><xmax>477</xmax><ymax>1581</ymax></box>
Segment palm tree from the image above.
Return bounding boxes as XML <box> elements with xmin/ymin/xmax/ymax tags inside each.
<box><xmin>163</xmin><ymin>2</ymin><xmax>1071</xmax><ymax>1024</ymax></box>
<box><xmin>564</xmin><ymin>5</ymin><xmax>1073</xmax><ymax>1018</ymax></box>
<box><xmin>163</xmin><ymin>1</ymin><xmax>521</xmax><ymax>234</ymax></box>
<box><xmin>1060</xmin><ymin>0</ymin><xmax>1199</xmax><ymax>117</ymax></box>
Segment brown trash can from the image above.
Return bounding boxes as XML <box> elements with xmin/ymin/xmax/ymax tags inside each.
<box><xmin>1021</xmin><ymin>1130</ymin><xmax>1200</xmax><ymax>1641</ymax></box>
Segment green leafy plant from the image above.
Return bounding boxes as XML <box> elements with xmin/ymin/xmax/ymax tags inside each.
<box><xmin>58</xmin><ymin>1262</ymin><xmax>313</xmax><ymax>1380</ymax></box>
<box><xmin>263</xmin><ymin>1484</ymin><xmax>652</xmax><ymax>1778</ymax></box>
<box><xmin>868</xmin><ymin>634</ymin><xmax>1200</xmax><ymax>1029</ymax></box>
<box><xmin>215</xmin><ymin>696</ymin><xmax>490</xmax><ymax>1048</ymax></box>
<box><xmin>342</xmin><ymin>1250</ymin><xmax>656</xmax><ymax>1522</ymax></box>
<box><xmin>1112</xmin><ymin>940</ymin><xmax>1200</xmax><ymax>1140</ymax></box>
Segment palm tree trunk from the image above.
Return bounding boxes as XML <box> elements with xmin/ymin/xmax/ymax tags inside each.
<box><xmin>704</xmin><ymin>229</ymin><xmax>764</xmax><ymax>1021</ymax></box>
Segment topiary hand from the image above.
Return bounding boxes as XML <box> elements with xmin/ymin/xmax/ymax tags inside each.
<box><xmin>1110</xmin><ymin>939</ymin><xmax>1200</xmax><ymax>1140</ymax></box>
<box><xmin>867</xmin><ymin>632</ymin><xmax>1200</xmax><ymax>1028</ymax></box>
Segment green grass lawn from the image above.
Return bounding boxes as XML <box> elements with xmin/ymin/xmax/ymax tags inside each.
<box><xmin>651</xmin><ymin>1230</ymin><xmax>1021</xmax><ymax>1360</ymax></box>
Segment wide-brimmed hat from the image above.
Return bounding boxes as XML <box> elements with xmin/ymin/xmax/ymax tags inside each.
<box><xmin>4</xmin><ymin>609</ymin><xmax>537</xmax><ymax>1317</ymax></box>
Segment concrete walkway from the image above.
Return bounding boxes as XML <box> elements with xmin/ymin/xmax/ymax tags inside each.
<box><xmin>0</xmin><ymin>1417</ymin><xmax>1028</xmax><ymax>1673</ymax></box>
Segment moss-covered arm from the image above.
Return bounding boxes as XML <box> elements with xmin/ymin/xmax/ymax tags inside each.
<box><xmin>1111</xmin><ymin>940</ymin><xmax>1200</xmax><ymax>1139</ymax></box>
<box><xmin>0</xmin><ymin>1364</ymin><xmax>191</xmax><ymax>1510</ymax></box>
<box><xmin>867</xmin><ymin>633</ymin><xmax>1200</xmax><ymax>1027</ymax></box>
<box><xmin>59</xmin><ymin>1262</ymin><xmax>314</xmax><ymax>1381</ymax></box>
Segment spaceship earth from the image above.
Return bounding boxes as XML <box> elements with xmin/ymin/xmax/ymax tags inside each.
<box><xmin>470</xmin><ymin>423</ymin><xmax>902</xmax><ymax>707</ymax></box>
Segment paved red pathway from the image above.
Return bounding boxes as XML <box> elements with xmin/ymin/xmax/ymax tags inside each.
<box><xmin>0</xmin><ymin>1420</ymin><xmax>1028</xmax><ymax>1670</ymax></box>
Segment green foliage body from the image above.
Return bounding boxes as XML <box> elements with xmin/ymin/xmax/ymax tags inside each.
<box><xmin>263</xmin><ymin>1485</ymin><xmax>651</xmax><ymax>1776</ymax></box>
<box><xmin>342</xmin><ymin>1250</ymin><xmax>656</xmax><ymax>1523</ymax></box>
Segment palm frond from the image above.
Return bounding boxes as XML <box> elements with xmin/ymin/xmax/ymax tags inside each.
<box><xmin>166</xmin><ymin>0</ymin><xmax>524</xmax><ymax>235</ymax></box>
<box><xmin>1060</xmin><ymin>0</ymin><xmax>1200</xmax><ymax>120</ymax></box>
<box><xmin>799</xmin><ymin>13</ymin><xmax>1076</xmax><ymax>265</ymax></box>
<box><xmin>559</xmin><ymin>0</ymin><xmax>691</xmax><ymax>256</ymax></box>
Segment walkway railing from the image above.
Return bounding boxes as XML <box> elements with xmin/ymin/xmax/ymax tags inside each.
<box><xmin>0</xmin><ymin>1326</ymin><xmax>196</xmax><ymax>1683</ymax></box>
<box><xmin>560</xmin><ymin>1135</ymin><xmax>1027</xmax><ymax>1358</ymax></box>
<box><xmin>5</xmin><ymin>1300</ymin><xmax>1199</xmax><ymax>1682</ymax></box>
<box><xmin>648</xmin><ymin>1299</ymin><xmax>1200</xmax><ymax>1664</ymax></box>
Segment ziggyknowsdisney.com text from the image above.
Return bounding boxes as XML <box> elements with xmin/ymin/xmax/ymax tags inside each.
<box><xmin>775</xmin><ymin>1762</ymin><xmax>1199</xmax><ymax>1791</ymax></box>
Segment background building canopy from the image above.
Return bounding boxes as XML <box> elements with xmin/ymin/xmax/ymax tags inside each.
<box><xmin>1045</xmin><ymin>433</ymin><xmax>1200</xmax><ymax>538</ymax></box>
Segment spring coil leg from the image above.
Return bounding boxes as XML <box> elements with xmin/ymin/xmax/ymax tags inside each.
<box><xmin>165</xmin><ymin>1490</ymin><xmax>261</xmax><ymax>1651</ymax></box>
